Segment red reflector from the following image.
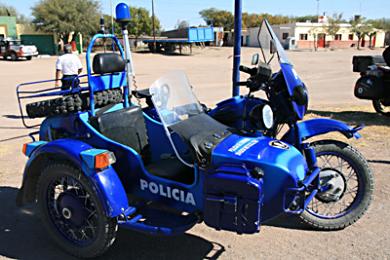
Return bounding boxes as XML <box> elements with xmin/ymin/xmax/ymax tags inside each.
<box><xmin>22</xmin><ymin>143</ymin><xmax>28</xmax><ymax>155</ymax></box>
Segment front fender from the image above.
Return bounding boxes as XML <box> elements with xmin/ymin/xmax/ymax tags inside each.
<box><xmin>18</xmin><ymin>139</ymin><xmax>129</xmax><ymax>218</ymax></box>
<box><xmin>282</xmin><ymin>118</ymin><xmax>363</xmax><ymax>145</ymax></box>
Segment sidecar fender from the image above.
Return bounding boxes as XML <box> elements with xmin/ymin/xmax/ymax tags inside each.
<box><xmin>17</xmin><ymin>139</ymin><xmax>129</xmax><ymax>218</ymax></box>
<box><xmin>282</xmin><ymin>118</ymin><xmax>363</xmax><ymax>144</ymax></box>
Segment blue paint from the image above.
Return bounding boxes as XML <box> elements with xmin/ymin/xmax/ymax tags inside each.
<box><xmin>232</xmin><ymin>0</ymin><xmax>242</xmax><ymax>96</ymax></box>
<box><xmin>24</xmin><ymin>141</ymin><xmax>47</xmax><ymax>157</ymax></box>
<box><xmin>80</xmin><ymin>148</ymin><xmax>111</xmax><ymax>169</ymax></box>
<box><xmin>282</xmin><ymin>118</ymin><xmax>362</xmax><ymax>145</ymax></box>
<box><xmin>115</xmin><ymin>3</ymin><xmax>131</xmax><ymax>21</ymax></box>
<box><xmin>280</xmin><ymin>63</ymin><xmax>306</xmax><ymax>120</ymax></box>
<box><xmin>25</xmin><ymin>138</ymin><xmax>129</xmax><ymax>218</ymax></box>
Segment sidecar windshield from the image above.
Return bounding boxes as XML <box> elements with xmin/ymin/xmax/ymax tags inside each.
<box><xmin>149</xmin><ymin>71</ymin><xmax>204</xmax><ymax>127</ymax></box>
<box><xmin>258</xmin><ymin>19</ymin><xmax>290</xmax><ymax>65</ymax></box>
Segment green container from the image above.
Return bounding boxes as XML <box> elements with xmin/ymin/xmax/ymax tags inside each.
<box><xmin>20</xmin><ymin>34</ymin><xmax>58</xmax><ymax>55</ymax></box>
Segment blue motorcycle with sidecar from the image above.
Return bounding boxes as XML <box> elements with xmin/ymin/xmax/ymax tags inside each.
<box><xmin>16</xmin><ymin>2</ymin><xmax>373</xmax><ymax>258</ymax></box>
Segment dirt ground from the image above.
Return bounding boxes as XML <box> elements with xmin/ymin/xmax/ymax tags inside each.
<box><xmin>0</xmin><ymin>47</ymin><xmax>389</xmax><ymax>260</ymax></box>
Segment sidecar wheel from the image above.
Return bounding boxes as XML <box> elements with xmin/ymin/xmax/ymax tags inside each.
<box><xmin>37</xmin><ymin>163</ymin><xmax>118</xmax><ymax>258</ymax></box>
<box><xmin>300</xmin><ymin>140</ymin><xmax>373</xmax><ymax>230</ymax></box>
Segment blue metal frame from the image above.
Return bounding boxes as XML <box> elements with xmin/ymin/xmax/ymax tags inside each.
<box><xmin>232</xmin><ymin>0</ymin><xmax>242</xmax><ymax>97</ymax></box>
<box><xmin>86</xmin><ymin>33</ymin><xmax>129</xmax><ymax>116</ymax></box>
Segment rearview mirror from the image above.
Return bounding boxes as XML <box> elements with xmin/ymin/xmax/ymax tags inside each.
<box><xmin>270</xmin><ymin>40</ymin><xmax>276</xmax><ymax>55</ymax></box>
<box><xmin>251</xmin><ymin>54</ymin><xmax>260</xmax><ymax>65</ymax></box>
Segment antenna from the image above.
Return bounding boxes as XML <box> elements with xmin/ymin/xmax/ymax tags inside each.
<box><xmin>316</xmin><ymin>0</ymin><xmax>320</xmax><ymax>20</ymax></box>
<box><xmin>110</xmin><ymin>0</ymin><xmax>114</xmax><ymax>35</ymax></box>
<box><xmin>151</xmin><ymin>0</ymin><xmax>156</xmax><ymax>52</ymax></box>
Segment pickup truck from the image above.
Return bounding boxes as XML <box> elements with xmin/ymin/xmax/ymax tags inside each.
<box><xmin>0</xmin><ymin>38</ymin><xmax>39</xmax><ymax>61</ymax></box>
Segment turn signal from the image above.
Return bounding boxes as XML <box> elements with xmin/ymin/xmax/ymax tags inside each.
<box><xmin>95</xmin><ymin>152</ymin><xmax>116</xmax><ymax>169</ymax></box>
<box><xmin>22</xmin><ymin>143</ymin><xmax>28</xmax><ymax>155</ymax></box>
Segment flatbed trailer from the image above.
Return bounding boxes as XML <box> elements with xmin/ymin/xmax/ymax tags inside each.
<box><xmin>143</xmin><ymin>27</ymin><xmax>214</xmax><ymax>54</ymax></box>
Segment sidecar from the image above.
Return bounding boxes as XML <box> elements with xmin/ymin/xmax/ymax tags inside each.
<box><xmin>16</xmin><ymin>13</ymin><xmax>322</xmax><ymax>258</ymax></box>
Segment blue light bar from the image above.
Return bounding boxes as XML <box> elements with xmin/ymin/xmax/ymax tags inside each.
<box><xmin>116</xmin><ymin>3</ymin><xmax>131</xmax><ymax>22</ymax></box>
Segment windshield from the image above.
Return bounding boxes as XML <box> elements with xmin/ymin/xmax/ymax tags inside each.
<box><xmin>149</xmin><ymin>71</ymin><xmax>203</xmax><ymax>127</ymax></box>
<box><xmin>258</xmin><ymin>19</ymin><xmax>290</xmax><ymax>65</ymax></box>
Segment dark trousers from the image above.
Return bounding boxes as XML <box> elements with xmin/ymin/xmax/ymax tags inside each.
<box><xmin>61</xmin><ymin>75</ymin><xmax>80</xmax><ymax>90</ymax></box>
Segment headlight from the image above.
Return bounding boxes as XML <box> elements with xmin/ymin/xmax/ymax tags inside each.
<box><xmin>262</xmin><ymin>104</ymin><xmax>274</xmax><ymax>129</ymax></box>
<box><xmin>249</xmin><ymin>104</ymin><xmax>274</xmax><ymax>130</ymax></box>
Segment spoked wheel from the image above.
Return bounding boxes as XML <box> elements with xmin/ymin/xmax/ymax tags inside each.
<box><xmin>373</xmin><ymin>99</ymin><xmax>390</xmax><ymax>117</ymax></box>
<box><xmin>300</xmin><ymin>140</ymin><xmax>373</xmax><ymax>230</ymax></box>
<box><xmin>37</xmin><ymin>163</ymin><xmax>117</xmax><ymax>258</ymax></box>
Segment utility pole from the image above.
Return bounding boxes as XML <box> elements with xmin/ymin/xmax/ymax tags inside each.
<box><xmin>151</xmin><ymin>0</ymin><xmax>156</xmax><ymax>52</ymax></box>
<box><xmin>110</xmin><ymin>0</ymin><xmax>114</xmax><ymax>35</ymax></box>
<box><xmin>316</xmin><ymin>0</ymin><xmax>320</xmax><ymax>21</ymax></box>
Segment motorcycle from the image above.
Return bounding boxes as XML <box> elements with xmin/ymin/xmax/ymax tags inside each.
<box><xmin>209</xmin><ymin>19</ymin><xmax>373</xmax><ymax>229</ymax></box>
<box><xmin>16</xmin><ymin>4</ymin><xmax>373</xmax><ymax>258</ymax></box>
<box><xmin>353</xmin><ymin>46</ymin><xmax>390</xmax><ymax>116</ymax></box>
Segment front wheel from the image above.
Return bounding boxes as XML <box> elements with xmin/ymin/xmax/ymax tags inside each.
<box><xmin>300</xmin><ymin>140</ymin><xmax>373</xmax><ymax>230</ymax></box>
<box><xmin>37</xmin><ymin>163</ymin><xmax>118</xmax><ymax>258</ymax></box>
<box><xmin>373</xmin><ymin>99</ymin><xmax>390</xmax><ymax>117</ymax></box>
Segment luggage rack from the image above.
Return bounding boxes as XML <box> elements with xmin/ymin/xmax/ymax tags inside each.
<box><xmin>16</xmin><ymin>75</ymin><xmax>89</xmax><ymax>128</ymax></box>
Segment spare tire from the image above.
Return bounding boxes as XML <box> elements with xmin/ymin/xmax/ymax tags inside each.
<box><xmin>26</xmin><ymin>89</ymin><xmax>123</xmax><ymax>118</ymax></box>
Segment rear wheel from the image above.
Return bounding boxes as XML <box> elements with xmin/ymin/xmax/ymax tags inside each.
<box><xmin>10</xmin><ymin>52</ymin><xmax>18</xmax><ymax>61</ymax></box>
<box><xmin>37</xmin><ymin>163</ymin><xmax>118</xmax><ymax>258</ymax></box>
<box><xmin>373</xmin><ymin>99</ymin><xmax>390</xmax><ymax>117</ymax></box>
<box><xmin>300</xmin><ymin>140</ymin><xmax>373</xmax><ymax>230</ymax></box>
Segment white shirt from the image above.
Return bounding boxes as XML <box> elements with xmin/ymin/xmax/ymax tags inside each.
<box><xmin>56</xmin><ymin>53</ymin><xmax>82</xmax><ymax>76</ymax></box>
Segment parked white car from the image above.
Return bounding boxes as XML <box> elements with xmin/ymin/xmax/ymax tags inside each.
<box><xmin>0</xmin><ymin>38</ymin><xmax>39</xmax><ymax>61</ymax></box>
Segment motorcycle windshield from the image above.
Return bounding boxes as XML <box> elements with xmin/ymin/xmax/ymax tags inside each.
<box><xmin>149</xmin><ymin>70</ymin><xmax>204</xmax><ymax>127</ymax></box>
<box><xmin>258</xmin><ymin>20</ymin><xmax>306</xmax><ymax>120</ymax></box>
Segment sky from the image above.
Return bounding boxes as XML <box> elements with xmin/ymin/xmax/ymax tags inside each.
<box><xmin>2</xmin><ymin>0</ymin><xmax>390</xmax><ymax>30</ymax></box>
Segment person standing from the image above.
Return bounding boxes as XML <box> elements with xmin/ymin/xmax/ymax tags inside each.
<box><xmin>55</xmin><ymin>44</ymin><xmax>83</xmax><ymax>89</ymax></box>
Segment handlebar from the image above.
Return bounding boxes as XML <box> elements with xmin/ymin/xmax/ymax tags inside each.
<box><xmin>239</xmin><ymin>65</ymin><xmax>257</xmax><ymax>76</ymax></box>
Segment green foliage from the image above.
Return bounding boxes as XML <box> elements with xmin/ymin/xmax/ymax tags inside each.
<box><xmin>350</xmin><ymin>16</ymin><xmax>374</xmax><ymax>37</ymax></box>
<box><xmin>0</xmin><ymin>3</ymin><xmax>32</xmax><ymax>24</ymax></box>
<box><xmin>102</xmin><ymin>7</ymin><xmax>160</xmax><ymax>37</ymax></box>
<box><xmin>324</xmin><ymin>13</ymin><xmax>343</xmax><ymax>38</ymax></box>
<box><xmin>176</xmin><ymin>20</ymin><xmax>189</xmax><ymax>29</ymax></box>
<box><xmin>199</xmin><ymin>8</ymin><xmax>234</xmax><ymax>31</ymax></box>
<box><xmin>129</xmin><ymin>7</ymin><xmax>160</xmax><ymax>37</ymax></box>
<box><xmin>32</xmin><ymin>0</ymin><xmax>100</xmax><ymax>38</ymax></box>
<box><xmin>367</xmin><ymin>18</ymin><xmax>390</xmax><ymax>31</ymax></box>
<box><xmin>294</xmin><ymin>15</ymin><xmax>318</xmax><ymax>23</ymax></box>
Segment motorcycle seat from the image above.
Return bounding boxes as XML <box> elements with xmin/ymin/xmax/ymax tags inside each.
<box><xmin>170</xmin><ymin>113</ymin><xmax>231</xmax><ymax>165</ymax></box>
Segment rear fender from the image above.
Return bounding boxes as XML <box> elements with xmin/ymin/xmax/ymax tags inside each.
<box><xmin>282</xmin><ymin>118</ymin><xmax>363</xmax><ymax>145</ymax></box>
<box><xmin>18</xmin><ymin>139</ymin><xmax>129</xmax><ymax>218</ymax></box>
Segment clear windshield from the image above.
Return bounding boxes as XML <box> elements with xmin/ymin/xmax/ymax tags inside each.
<box><xmin>258</xmin><ymin>19</ymin><xmax>290</xmax><ymax>65</ymax></box>
<box><xmin>149</xmin><ymin>71</ymin><xmax>203</xmax><ymax>127</ymax></box>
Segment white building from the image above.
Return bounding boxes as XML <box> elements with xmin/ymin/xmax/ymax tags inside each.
<box><xmin>246</xmin><ymin>21</ymin><xmax>386</xmax><ymax>50</ymax></box>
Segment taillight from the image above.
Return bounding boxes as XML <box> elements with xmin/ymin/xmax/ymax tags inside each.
<box><xmin>94</xmin><ymin>152</ymin><xmax>116</xmax><ymax>169</ymax></box>
<box><xmin>22</xmin><ymin>143</ymin><xmax>28</xmax><ymax>155</ymax></box>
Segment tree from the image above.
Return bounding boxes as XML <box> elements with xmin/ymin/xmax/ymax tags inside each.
<box><xmin>128</xmin><ymin>7</ymin><xmax>161</xmax><ymax>37</ymax></box>
<box><xmin>32</xmin><ymin>0</ymin><xmax>100</xmax><ymax>43</ymax></box>
<box><xmin>368</xmin><ymin>18</ymin><xmax>390</xmax><ymax>31</ymax></box>
<box><xmin>176</xmin><ymin>20</ymin><xmax>189</xmax><ymax>29</ymax></box>
<box><xmin>324</xmin><ymin>13</ymin><xmax>343</xmax><ymax>40</ymax></box>
<box><xmin>199</xmin><ymin>8</ymin><xmax>234</xmax><ymax>31</ymax></box>
<box><xmin>350</xmin><ymin>16</ymin><xmax>373</xmax><ymax>49</ymax></box>
<box><xmin>0</xmin><ymin>3</ymin><xmax>32</xmax><ymax>24</ymax></box>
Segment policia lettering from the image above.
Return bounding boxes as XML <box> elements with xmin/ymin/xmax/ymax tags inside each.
<box><xmin>140</xmin><ymin>179</ymin><xmax>196</xmax><ymax>206</ymax></box>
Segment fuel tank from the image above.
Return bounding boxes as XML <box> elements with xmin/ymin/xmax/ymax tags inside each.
<box><xmin>211</xmin><ymin>134</ymin><xmax>308</xmax><ymax>220</ymax></box>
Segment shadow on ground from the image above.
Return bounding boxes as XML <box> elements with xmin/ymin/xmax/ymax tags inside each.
<box><xmin>308</xmin><ymin>110</ymin><xmax>390</xmax><ymax>127</ymax></box>
<box><xmin>0</xmin><ymin>186</ymin><xmax>225</xmax><ymax>260</ymax></box>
